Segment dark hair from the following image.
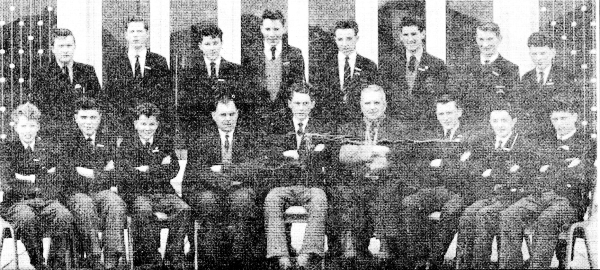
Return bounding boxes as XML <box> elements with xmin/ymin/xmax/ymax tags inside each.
<box><xmin>199</xmin><ymin>25</ymin><xmax>223</xmax><ymax>42</ymax></box>
<box><xmin>399</xmin><ymin>17</ymin><xmax>425</xmax><ymax>32</ymax></box>
<box><xmin>334</xmin><ymin>20</ymin><xmax>359</xmax><ymax>35</ymax></box>
<box><xmin>489</xmin><ymin>101</ymin><xmax>517</xmax><ymax>118</ymax></box>
<box><xmin>435</xmin><ymin>94</ymin><xmax>461</xmax><ymax>109</ymax></box>
<box><xmin>134</xmin><ymin>103</ymin><xmax>161</xmax><ymax>121</ymax></box>
<box><xmin>127</xmin><ymin>16</ymin><xmax>149</xmax><ymax>31</ymax></box>
<box><xmin>212</xmin><ymin>91</ymin><xmax>237</xmax><ymax>112</ymax></box>
<box><xmin>262</xmin><ymin>9</ymin><xmax>285</xmax><ymax>25</ymax></box>
<box><xmin>527</xmin><ymin>32</ymin><xmax>554</xmax><ymax>48</ymax></box>
<box><xmin>73</xmin><ymin>97</ymin><xmax>102</xmax><ymax>115</ymax></box>
<box><xmin>476</xmin><ymin>22</ymin><xmax>501</xmax><ymax>37</ymax></box>
<box><xmin>52</xmin><ymin>28</ymin><xmax>75</xmax><ymax>45</ymax></box>
<box><xmin>289</xmin><ymin>82</ymin><xmax>314</xmax><ymax>101</ymax></box>
<box><xmin>11</xmin><ymin>102</ymin><xmax>41</xmax><ymax>123</ymax></box>
<box><xmin>550</xmin><ymin>94</ymin><xmax>580</xmax><ymax>114</ymax></box>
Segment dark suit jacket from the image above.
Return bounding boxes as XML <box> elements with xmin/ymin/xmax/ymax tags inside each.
<box><xmin>104</xmin><ymin>50</ymin><xmax>173</xmax><ymax>133</ymax></box>
<box><xmin>312</xmin><ymin>53</ymin><xmax>379</xmax><ymax>123</ymax></box>
<box><xmin>118</xmin><ymin>132</ymin><xmax>179</xmax><ymax>205</ymax></box>
<box><xmin>182</xmin><ymin>125</ymin><xmax>264</xmax><ymax>201</ymax></box>
<box><xmin>380</xmin><ymin>51</ymin><xmax>448</xmax><ymax>121</ymax></box>
<box><xmin>241</xmin><ymin>42</ymin><xmax>305</xmax><ymax>127</ymax></box>
<box><xmin>30</xmin><ymin>60</ymin><xmax>101</xmax><ymax>125</ymax></box>
<box><xmin>449</xmin><ymin>55</ymin><xmax>520</xmax><ymax>121</ymax></box>
<box><xmin>1</xmin><ymin>138</ymin><xmax>64</xmax><ymax>205</ymax></box>
<box><xmin>59</xmin><ymin>130</ymin><xmax>119</xmax><ymax>196</ymax></box>
<box><xmin>178</xmin><ymin>56</ymin><xmax>242</xmax><ymax>135</ymax></box>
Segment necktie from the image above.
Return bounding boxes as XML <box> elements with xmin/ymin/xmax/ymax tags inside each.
<box><xmin>210</xmin><ymin>62</ymin><xmax>217</xmax><ymax>79</ymax></box>
<box><xmin>86</xmin><ymin>137</ymin><xmax>94</xmax><ymax>148</ymax></box>
<box><xmin>134</xmin><ymin>55</ymin><xmax>141</xmax><ymax>80</ymax></box>
<box><xmin>224</xmin><ymin>134</ymin><xmax>230</xmax><ymax>151</ymax></box>
<box><xmin>343</xmin><ymin>56</ymin><xmax>351</xmax><ymax>88</ymax></box>
<box><xmin>495</xmin><ymin>140</ymin><xmax>502</xmax><ymax>150</ymax></box>
<box><xmin>270</xmin><ymin>46</ymin><xmax>277</xmax><ymax>60</ymax></box>
<box><xmin>62</xmin><ymin>65</ymin><xmax>71</xmax><ymax>84</ymax></box>
<box><xmin>538</xmin><ymin>71</ymin><xmax>545</xmax><ymax>85</ymax></box>
<box><xmin>25</xmin><ymin>145</ymin><xmax>33</xmax><ymax>154</ymax></box>
<box><xmin>145</xmin><ymin>141</ymin><xmax>151</xmax><ymax>150</ymax></box>
<box><xmin>484</xmin><ymin>60</ymin><xmax>490</xmax><ymax>65</ymax></box>
<box><xmin>444</xmin><ymin>129</ymin><xmax>452</xmax><ymax>140</ymax></box>
<box><xmin>408</xmin><ymin>55</ymin><xmax>417</xmax><ymax>72</ymax></box>
<box><xmin>297</xmin><ymin>123</ymin><xmax>306</xmax><ymax>149</ymax></box>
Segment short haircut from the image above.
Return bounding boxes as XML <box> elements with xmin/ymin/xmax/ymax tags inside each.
<box><xmin>134</xmin><ymin>103</ymin><xmax>161</xmax><ymax>121</ymax></box>
<box><xmin>289</xmin><ymin>82</ymin><xmax>315</xmax><ymax>100</ymax></box>
<box><xmin>400</xmin><ymin>17</ymin><xmax>425</xmax><ymax>32</ymax></box>
<box><xmin>527</xmin><ymin>32</ymin><xmax>554</xmax><ymax>48</ymax></box>
<box><xmin>52</xmin><ymin>28</ymin><xmax>75</xmax><ymax>45</ymax></box>
<box><xmin>334</xmin><ymin>20</ymin><xmax>359</xmax><ymax>35</ymax></box>
<box><xmin>212</xmin><ymin>91</ymin><xmax>237</xmax><ymax>112</ymax></box>
<box><xmin>476</xmin><ymin>22</ymin><xmax>501</xmax><ymax>37</ymax></box>
<box><xmin>361</xmin><ymin>84</ymin><xmax>387</xmax><ymax>101</ymax></box>
<box><xmin>127</xmin><ymin>16</ymin><xmax>149</xmax><ymax>31</ymax></box>
<box><xmin>435</xmin><ymin>95</ymin><xmax>462</xmax><ymax>109</ymax></box>
<box><xmin>489</xmin><ymin>101</ymin><xmax>517</xmax><ymax>118</ymax></box>
<box><xmin>11</xmin><ymin>103</ymin><xmax>41</xmax><ymax>123</ymax></box>
<box><xmin>550</xmin><ymin>95</ymin><xmax>580</xmax><ymax>114</ymax></box>
<box><xmin>262</xmin><ymin>9</ymin><xmax>285</xmax><ymax>25</ymax></box>
<box><xmin>73</xmin><ymin>97</ymin><xmax>102</xmax><ymax>115</ymax></box>
<box><xmin>199</xmin><ymin>25</ymin><xmax>223</xmax><ymax>41</ymax></box>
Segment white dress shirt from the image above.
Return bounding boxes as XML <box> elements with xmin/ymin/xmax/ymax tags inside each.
<box><xmin>204</xmin><ymin>56</ymin><xmax>222</xmax><ymax>77</ymax></box>
<box><xmin>264</xmin><ymin>41</ymin><xmax>283</xmax><ymax>60</ymax></box>
<box><xmin>480</xmin><ymin>52</ymin><xmax>499</xmax><ymax>65</ymax></box>
<box><xmin>293</xmin><ymin>117</ymin><xmax>310</xmax><ymax>149</ymax></box>
<box><xmin>338</xmin><ymin>51</ymin><xmax>357</xmax><ymax>89</ymax></box>
<box><xmin>128</xmin><ymin>47</ymin><xmax>148</xmax><ymax>77</ymax></box>
<box><xmin>536</xmin><ymin>64</ymin><xmax>552</xmax><ymax>85</ymax></box>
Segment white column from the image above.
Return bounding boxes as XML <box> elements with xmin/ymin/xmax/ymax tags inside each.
<box><xmin>426</xmin><ymin>0</ymin><xmax>446</xmax><ymax>62</ymax></box>
<box><xmin>56</xmin><ymin>0</ymin><xmax>102</xmax><ymax>84</ymax></box>
<box><xmin>493</xmin><ymin>0</ymin><xmax>540</xmax><ymax>76</ymax></box>
<box><xmin>287</xmin><ymin>0</ymin><xmax>309</xmax><ymax>81</ymax></box>
<box><xmin>218</xmin><ymin>0</ymin><xmax>241</xmax><ymax>64</ymax></box>
<box><xmin>150</xmin><ymin>0</ymin><xmax>171</xmax><ymax>67</ymax></box>
<box><xmin>355</xmin><ymin>0</ymin><xmax>378</xmax><ymax>65</ymax></box>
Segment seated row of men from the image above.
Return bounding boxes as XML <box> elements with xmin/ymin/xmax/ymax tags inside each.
<box><xmin>1</xmin><ymin>80</ymin><xmax>595</xmax><ymax>270</ymax></box>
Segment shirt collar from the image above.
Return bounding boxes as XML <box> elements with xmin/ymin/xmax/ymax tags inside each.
<box><xmin>139</xmin><ymin>136</ymin><xmax>154</xmax><ymax>146</ymax></box>
<box><xmin>406</xmin><ymin>47</ymin><xmax>424</xmax><ymax>62</ymax></box>
<box><xmin>84</xmin><ymin>133</ymin><xmax>97</xmax><ymax>144</ymax></box>
<box><xmin>21</xmin><ymin>140</ymin><xmax>35</xmax><ymax>151</ymax></box>
<box><xmin>292</xmin><ymin>117</ymin><xmax>310</xmax><ymax>132</ymax></box>
<box><xmin>480</xmin><ymin>52</ymin><xmax>499</xmax><ymax>65</ymax></box>
<box><xmin>444</xmin><ymin>123</ymin><xmax>460</xmax><ymax>138</ymax></box>
<box><xmin>558</xmin><ymin>129</ymin><xmax>577</xmax><ymax>141</ymax></box>
<box><xmin>57</xmin><ymin>60</ymin><xmax>74</xmax><ymax>70</ymax></box>
<box><xmin>204</xmin><ymin>56</ymin><xmax>222</xmax><ymax>67</ymax></box>
<box><xmin>218</xmin><ymin>129</ymin><xmax>234</xmax><ymax>143</ymax></box>
<box><xmin>128</xmin><ymin>47</ymin><xmax>147</xmax><ymax>59</ymax></box>
<box><xmin>495</xmin><ymin>132</ymin><xmax>513</xmax><ymax>148</ymax></box>
<box><xmin>338</xmin><ymin>51</ymin><xmax>357</xmax><ymax>62</ymax></box>
<box><xmin>264</xmin><ymin>41</ymin><xmax>283</xmax><ymax>59</ymax></box>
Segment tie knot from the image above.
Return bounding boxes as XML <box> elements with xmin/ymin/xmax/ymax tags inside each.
<box><xmin>135</xmin><ymin>55</ymin><xmax>140</xmax><ymax>59</ymax></box>
<box><xmin>345</xmin><ymin>56</ymin><xmax>350</xmax><ymax>61</ymax></box>
<box><xmin>270</xmin><ymin>46</ymin><xmax>277</xmax><ymax>52</ymax></box>
<box><xmin>210</xmin><ymin>61</ymin><xmax>216</xmax><ymax>67</ymax></box>
<box><xmin>484</xmin><ymin>60</ymin><xmax>490</xmax><ymax>65</ymax></box>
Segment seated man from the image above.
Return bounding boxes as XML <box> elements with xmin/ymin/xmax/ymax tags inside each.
<box><xmin>499</xmin><ymin>98</ymin><xmax>596</xmax><ymax>269</ymax></box>
<box><xmin>455</xmin><ymin>103</ymin><xmax>539</xmax><ymax>269</ymax></box>
<box><xmin>332</xmin><ymin>84</ymin><xmax>411</xmax><ymax>268</ymax></box>
<box><xmin>396</xmin><ymin>96</ymin><xmax>479</xmax><ymax>269</ymax></box>
<box><xmin>118</xmin><ymin>103</ymin><xmax>191</xmax><ymax>269</ymax></box>
<box><xmin>182</xmin><ymin>92</ymin><xmax>263</xmax><ymax>269</ymax></box>
<box><xmin>0</xmin><ymin>103</ymin><xmax>74</xmax><ymax>269</ymax></box>
<box><xmin>60</xmin><ymin>97</ymin><xmax>127</xmax><ymax>270</ymax></box>
<box><xmin>263</xmin><ymin>83</ymin><xmax>332</xmax><ymax>270</ymax></box>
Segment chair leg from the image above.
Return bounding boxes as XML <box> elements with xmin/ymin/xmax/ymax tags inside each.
<box><xmin>126</xmin><ymin>216</ymin><xmax>134</xmax><ymax>270</ymax></box>
<box><xmin>13</xmin><ymin>227</ymin><xmax>20</xmax><ymax>270</ymax></box>
<box><xmin>194</xmin><ymin>220</ymin><xmax>199</xmax><ymax>270</ymax></box>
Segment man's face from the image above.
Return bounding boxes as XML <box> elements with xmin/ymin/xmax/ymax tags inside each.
<box><xmin>550</xmin><ymin>111</ymin><xmax>578</xmax><ymax>138</ymax></box>
<box><xmin>361</xmin><ymin>90</ymin><xmax>387</xmax><ymax>120</ymax></box>
<box><xmin>436</xmin><ymin>101</ymin><xmax>462</xmax><ymax>130</ymax></box>
<box><xmin>400</xmin><ymin>25</ymin><xmax>425</xmax><ymax>53</ymax></box>
<box><xmin>75</xmin><ymin>109</ymin><xmax>101</xmax><ymax>137</ymax></box>
<box><xmin>52</xmin><ymin>35</ymin><xmax>76</xmax><ymax>64</ymax></box>
<box><xmin>334</xmin><ymin>28</ymin><xmax>359</xmax><ymax>56</ymax></box>
<box><xmin>212</xmin><ymin>101</ymin><xmax>238</xmax><ymax>132</ymax></box>
<box><xmin>199</xmin><ymin>36</ymin><xmax>223</xmax><ymax>62</ymax></box>
<box><xmin>476</xmin><ymin>29</ymin><xmax>501</xmax><ymax>57</ymax></box>
<box><xmin>134</xmin><ymin>115</ymin><xmax>159</xmax><ymax>142</ymax></box>
<box><xmin>288</xmin><ymin>92</ymin><xmax>315</xmax><ymax>121</ymax></box>
<box><xmin>489</xmin><ymin>110</ymin><xmax>516</xmax><ymax>139</ymax></box>
<box><xmin>529</xmin><ymin>46</ymin><xmax>555</xmax><ymax>70</ymax></box>
<box><xmin>14</xmin><ymin>116</ymin><xmax>39</xmax><ymax>145</ymax></box>
<box><xmin>261</xmin><ymin>19</ymin><xmax>285</xmax><ymax>46</ymax></box>
<box><xmin>125</xmin><ymin>21</ymin><xmax>149</xmax><ymax>49</ymax></box>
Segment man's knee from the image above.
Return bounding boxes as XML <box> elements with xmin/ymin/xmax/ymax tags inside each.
<box><xmin>265</xmin><ymin>187</ymin><xmax>287</xmax><ymax>206</ymax></box>
<box><xmin>132</xmin><ymin>196</ymin><xmax>153</xmax><ymax>215</ymax></box>
<box><xmin>231</xmin><ymin>188</ymin><xmax>255</xmax><ymax>206</ymax></box>
<box><xmin>309</xmin><ymin>188</ymin><xmax>327</xmax><ymax>206</ymax></box>
<box><xmin>10</xmin><ymin>204</ymin><xmax>36</xmax><ymax>225</ymax></box>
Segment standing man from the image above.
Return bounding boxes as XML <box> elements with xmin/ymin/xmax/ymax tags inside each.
<box><xmin>519</xmin><ymin>32</ymin><xmax>578</xmax><ymax>138</ymax></box>
<box><xmin>449</xmin><ymin>22</ymin><xmax>520</xmax><ymax>123</ymax></box>
<box><xmin>242</xmin><ymin>9</ymin><xmax>305</xmax><ymax>129</ymax></box>
<box><xmin>61</xmin><ymin>97</ymin><xmax>127</xmax><ymax>270</ymax></box>
<box><xmin>312</xmin><ymin>20</ymin><xmax>378</xmax><ymax>124</ymax></box>
<box><xmin>179</xmin><ymin>25</ymin><xmax>242</xmax><ymax>141</ymax></box>
<box><xmin>380</xmin><ymin>17</ymin><xmax>448</xmax><ymax>124</ymax></box>
<box><xmin>104</xmin><ymin>17</ymin><xmax>172</xmax><ymax>135</ymax></box>
<box><xmin>30</xmin><ymin>28</ymin><xmax>101</xmax><ymax>136</ymax></box>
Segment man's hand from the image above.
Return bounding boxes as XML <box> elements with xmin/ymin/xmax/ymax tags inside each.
<box><xmin>135</xmin><ymin>165</ymin><xmax>150</xmax><ymax>172</ymax></box>
<box><xmin>509</xmin><ymin>164</ymin><xmax>520</xmax><ymax>173</ymax></box>
<box><xmin>314</xmin><ymin>144</ymin><xmax>325</xmax><ymax>152</ymax></box>
<box><xmin>47</xmin><ymin>167</ymin><xmax>56</xmax><ymax>174</ymax></box>
<box><xmin>161</xmin><ymin>155</ymin><xmax>172</xmax><ymax>165</ymax></box>
<box><xmin>482</xmin><ymin>169</ymin><xmax>492</xmax><ymax>178</ymax></box>
<box><xmin>15</xmin><ymin>173</ymin><xmax>35</xmax><ymax>183</ymax></box>
<box><xmin>430</xmin><ymin>159</ymin><xmax>442</xmax><ymax>168</ymax></box>
<box><xmin>371</xmin><ymin>145</ymin><xmax>390</xmax><ymax>158</ymax></box>
<box><xmin>76</xmin><ymin>167</ymin><xmax>95</xmax><ymax>178</ymax></box>
<box><xmin>104</xmin><ymin>160</ymin><xmax>115</xmax><ymax>171</ymax></box>
<box><xmin>567</xmin><ymin>158</ymin><xmax>581</xmax><ymax>168</ymax></box>
<box><xmin>283</xmin><ymin>150</ymin><xmax>300</xmax><ymax>160</ymax></box>
<box><xmin>210</xmin><ymin>165</ymin><xmax>223</xmax><ymax>173</ymax></box>
<box><xmin>369</xmin><ymin>156</ymin><xmax>389</xmax><ymax>171</ymax></box>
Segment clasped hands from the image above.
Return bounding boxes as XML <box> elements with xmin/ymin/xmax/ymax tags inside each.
<box><xmin>15</xmin><ymin>167</ymin><xmax>56</xmax><ymax>183</ymax></box>
<box><xmin>134</xmin><ymin>155</ymin><xmax>172</xmax><ymax>172</ymax></box>
<box><xmin>282</xmin><ymin>144</ymin><xmax>326</xmax><ymax>160</ymax></box>
<box><xmin>77</xmin><ymin>160</ymin><xmax>116</xmax><ymax>178</ymax></box>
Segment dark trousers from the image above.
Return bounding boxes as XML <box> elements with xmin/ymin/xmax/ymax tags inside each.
<box><xmin>401</xmin><ymin>186</ymin><xmax>463</xmax><ymax>265</ymax></box>
<box><xmin>499</xmin><ymin>191</ymin><xmax>577</xmax><ymax>269</ymax></box>
<box><xmin>131</xmin><ymin>194</ymin><xmax>191</xmax><ymax>264</ymax></box>
<box><xmin>456</xmin><ymin>196</ymin><xmax>515</xmax><ymax>269</ymax></box>
<box><xmin>186</xmin><ymin>187</ymin><xmax>260</xmax><ymax>262</ymax></box>
<box><xmin>67</xmin><ymin>190</ymin><xmax>127</xmax><ymax>269</ymax></box>
<box><xmin>3</xmin><ymin>199</ymin><xmax>74</xmax><ymax>268</ymax></box>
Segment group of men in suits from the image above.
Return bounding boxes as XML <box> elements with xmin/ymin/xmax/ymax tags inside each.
<box><xmin>0</xmin><ymin>7</ymin><xmax>595</xmax><ymax>270</ymax></box>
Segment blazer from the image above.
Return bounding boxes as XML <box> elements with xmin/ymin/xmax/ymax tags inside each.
<box><xmin>30</xmin><ymin>60</ymin><xmax>101</xmax><ymax>124</ymax></box>
<box><xmin>380</xmin><ymin>50</ymin><xmax>448</xmax><ymax>121</ymax></box>
<box><xmin>118</xmin><ymin>132</ymin><xmax>179</xmax><ymax>204</ymax></box>
<box><xmin>312</xmin><ymin>53</ymin><xmax>379</xmax><ymax>123</ymax></box>
<box><xmin>1</xmin><ymin>138</ymin><xmax>63</xmax><ymax>204</ymax></box>
<box><xmin>59</xmin><ymin>130</ymin><xmax>119</xmax><ymax>196</ymax></box>
<box><xmin>449</xmin><ymin>54</ymin><xmax>520</xmax><ymax>121</ymax></box>
<box><xmin>178</xmin><ymin>55</ymin><xmax>242</xmax><ymax>134</ymax></box>
<box><xmin>104</xmin><ymin>50</ymin><xmax>173</xmax><ymax>131</ymax></box>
